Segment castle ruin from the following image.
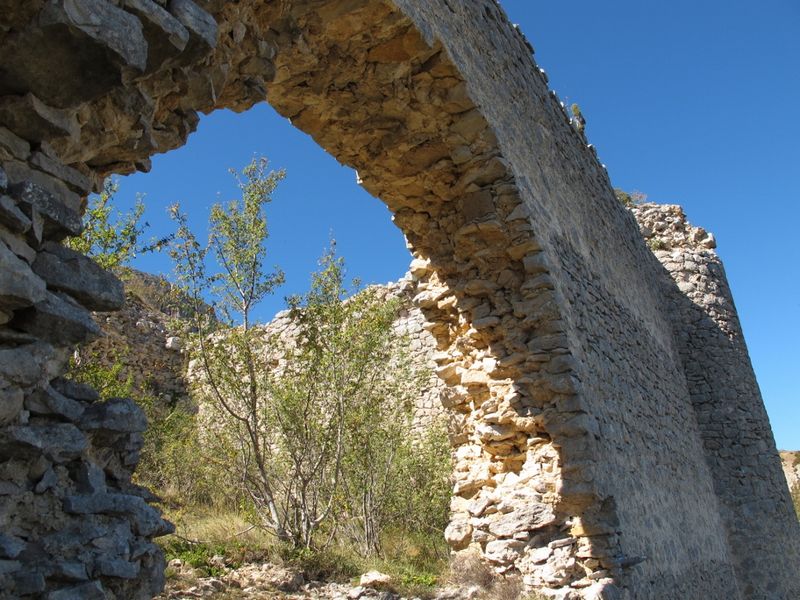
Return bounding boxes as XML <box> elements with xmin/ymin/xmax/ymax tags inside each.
<box><xmin>0</xmin><ymin>1</ymin><xmax>798</xmax><ymax>598</ymax></box>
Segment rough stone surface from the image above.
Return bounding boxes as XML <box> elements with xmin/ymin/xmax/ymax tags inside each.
<box><xmin>32</xmin><ymin>241</ymin><xmax>125</xmax><ymax>311</ymax></box>
<box><xmin>782</xmin><ymin>451</ymin><xmax>800</xmax><ymax>492</ymax></box>
<box><xmin>0</xmin><ymin>1</ymin><xmax>797</xmax><ymax>599</ymax></box>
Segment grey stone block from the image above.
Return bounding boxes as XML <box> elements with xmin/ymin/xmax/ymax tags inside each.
<box><xmin>124</xmin><ymin>0</ymin><xmax>190</xmax><ymax>70</ymax></box>
<box><xmin>0</xmin><ymin>94</ymin><xmax>79</xmax><ymax>143</ymax></box>
<box><xmin>94</xmin><ymin>557</ymin><xmax>141</xmax><ymax>579</ymax></box>
<box><xmin>33</xmin><ymin>242</ymin><xmax>124</xmax><ymax>311</ymax></box>
<box><xmin>0</xmin><ymin>534</ymin><xmax>25</xmax><ymax>559</ymax></box>
<box><xmin>11</xmin><ymin>290</ymin><xmax>100</xmax><ymax>345</ymax></box>
<box><xmin>11</xmin><ymin>571</ymin><xmax>46</xmax><ymax>595</ymax></box>
<box><xmin>10</xmin><ymin>181</ymin><xmax>82</xmax><ymax>239</ymax></box>
<box><xmin>81</xmin><ymin>397</ymin><xmax>147</xmax><ymax>433</ymax></box>
<box><xmin>0</xmin><ymin>0</ymin><xmax>148</xmax><ymax>107</ymax></box>
<box><xmin>47</xmin><ymin>581</ymin><xmax>106</xmax><ymax>600</ymax></box>
<box><xmin>0</xmin><ymin>423</ymin><xmax>87</xmax><ymax>462</ymax></box>
<box><xmin>168</xmin><ymin>0</ymin><xmax>217</xmax><ymax>60</ymax></box>
<box><xmin>25</xmin><ymin>385</ymin><xmax>85</xmax><ymax>422</ymax></box>
<box><xmin>0</xmin><ymin>238</ymin><xmax>47</xmax><ymax>309</ymax></box>
<box><xmin>51</xmin><ymin>377</ymin><xmax>100</xmax><ymax>403</ymax></box>
<box><xmin>29</xmin><ymin>152</ymin><xmax>91</xmax><ymax>194</ymax></box>
<box><xmin>0</xmin><ymin>127</ymin><xmax>30</xmax><ymax>162</ymax></box>
<box><xmin>63</xmin><ymin>493</ymin><xmax>173</xmax><ymax>537</ymax></box>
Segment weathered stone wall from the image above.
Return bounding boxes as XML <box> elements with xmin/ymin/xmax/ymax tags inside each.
<box><xmin>1</xmin><ymin>1</ymin><xmax>797</xmax><ymax>599</ymax></box>
<box><xmin>631</xmin><ymin>203</ymin><xmax>800</xmax><ymax>598</ymax></box>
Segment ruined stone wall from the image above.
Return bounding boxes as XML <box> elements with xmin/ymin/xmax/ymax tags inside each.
<box><xmin>1</xmin><ymin>1</ymin><xmax>798</xmax><ymax>599</ymax></box>
<box><xmin>631</xmin><ymin>203</ymin><xmax>800</xmax><ymax>598</ymax></box>
<box><xmin>75</xmin><ymin>270</ymin><xmax>192</xmax><ymax>409</ymax></box>
<box><xmin>782</xmin><ymin>451</ymin><xmax>800</xmax><ymax>492</ymax></box>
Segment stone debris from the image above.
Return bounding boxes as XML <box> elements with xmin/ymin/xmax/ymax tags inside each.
<box><xmin>158</xmin><ymin>560</ymin><xmax>483</xmax><ymax>600</ymax></box>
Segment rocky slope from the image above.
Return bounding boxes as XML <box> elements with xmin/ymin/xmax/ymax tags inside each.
<box><xmin>782</xmin><ymin>451</ymin><xmax>800</xmax><ymax>491</ymax></box>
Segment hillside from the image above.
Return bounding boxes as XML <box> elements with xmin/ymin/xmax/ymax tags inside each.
<box><xmin>782</xmin><ymin>451</ymin><xmax>800</xmax><ymax>491</ymax></box>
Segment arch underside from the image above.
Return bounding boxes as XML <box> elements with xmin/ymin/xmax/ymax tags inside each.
<box><xmin>0</xmin><ymin>1</ymin><xmax>797</xmax><ymax>598</ymax></box>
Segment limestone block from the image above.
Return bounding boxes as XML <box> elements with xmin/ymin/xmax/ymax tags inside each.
<box><xmin>0</xmin><ymin>386</ymin><xmax>24</xmax><ymax>425</ymax></box>
<box><xmin>0</xmin><ymin>239</ymin><xmax>46</xmax><ymax>308</ymax></box>
<box><xmin>0</xmin><ymin>127</ymin><xmax>30</xmax><ymax>162</ymax></box>
<box><xmin>33</xmin><ymin>242</ymin><xmax>125</xmax><ymax>311</ymax></box>
<box><xmin>168</xmin><ymin>0</ymin><xmax>218</xmax><ymax>60</ymax></box>
<box><xmin>124</xmin><ymin>0</ymin><xmax>190</xmax><ymax>71</ymax></box>
<box><xmin>11</xmin><ymin>290</ymin><xmax>100</xmax><ymax>344</ymax></box>
<box><xmin>0</xmin><ymin>94</ymin><xmax>79</xmax><ymax>143</ymax></box>
<box><xmin>0</xmin><ymin>423</ymin><xmax>87</xmax><ymax>462</ymax></box>
<box><xmin>486</xmin><ymin>503</ymin><xmax>557</xmax><ymax>538</ymax></box>
<box><xmin>25</xmin><ymin>385</ymin><xmax>85</xmax><ymax>422</ymax></box>
<box><xmin>359</xmin><ymin>571</ymin><xmax>393</xmax><ymax>591</ymax></box>
<box><xmin>29</xmin><ymin>152</ymin><xmax>91</xmax><ymax>194</ymax></box>
<box><xmin>484</xmin><ymin>539</ymin><xmax>526</xmax><ymax>565</ymax></box>
<box><xmin>0</xmin><ymin>0</ymin><xmax>148</xmax><ymax>107</ymax></box>
<box><xmin>444</xmin><ymin>518</ymin><xmax>473</xmax><ymax>550</ymax></box>
<box><xmin>81</xmin><ymin>397</ymin><xmax>147</xmax><ymax>433</ymax></box>
<box><xmin>9</xmin><ymin>181</ymin><xmax>82</xmax><ymax>239</ymax></box>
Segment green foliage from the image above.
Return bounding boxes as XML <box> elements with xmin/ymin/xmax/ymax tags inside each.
<box><xmin>648</xmin><ymin>238</ymin><xmax>667</xmax><ymax>251</ymax></box>
<box><xmin>66</xmin><ymin>179</ymin><xmax>168</xmax><ymax>270</ymax></box>
<box><xmin>167</xmin><ymin>156</ymin><xmax>451</xmax><ymax>557</ymax></box>
<box><xmin>791</xmin><ymin>483</ymin><xmax>800</xmax><ymax>521</ymax></box>
<box><xmin>68</xmin><ymin>349</ymin><xmax>209</xmax><ymax>502</ymax></box>
<box><xmin>69</xmin><ymin>349</ymin><xmax>135</xmax><ymax>399</ymax></box>
<box><xmin>614</xmin><ymin>188</ymin><xmax>648</xmax><ymax>208</ymax></box>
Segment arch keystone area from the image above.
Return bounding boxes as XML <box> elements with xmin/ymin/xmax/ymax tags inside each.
<box><xmin>0</xmin><ymin>1</ymin><xmax>798</xmax><ymax>598</ymax></box>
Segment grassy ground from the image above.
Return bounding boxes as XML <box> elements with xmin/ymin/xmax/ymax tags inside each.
<box><xmin>159</xmin><ymin>508</ymin><xmax>450</xmax><ymax>598</ymax></box>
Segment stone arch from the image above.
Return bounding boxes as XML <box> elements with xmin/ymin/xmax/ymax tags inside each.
<box><xmin>0</xmin><ymin>1</ymin><xmax>798</xmax><ymax>599</ymax></box>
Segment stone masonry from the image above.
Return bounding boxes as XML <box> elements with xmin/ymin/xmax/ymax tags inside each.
<box><xmin>0</xmin><ymin>1</ymin><xmax>798</xmax><ymax>599</ymax></box>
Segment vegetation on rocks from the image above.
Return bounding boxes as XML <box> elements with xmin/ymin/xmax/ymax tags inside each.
<box><xmin>162</xmin><ymin>158</ymin><xmax>451</xmax><ymax>556</ymax></box>
<box><xmin>65</xmin><ymin>179</ymin><xmax>168</xmax><ymax>270</ymax></box>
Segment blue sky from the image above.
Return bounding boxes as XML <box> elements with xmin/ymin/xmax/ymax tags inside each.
<box><xmin>110</xmin><ymin>1</ymin><xmax>799</xmax><ymax>449</ymax></box>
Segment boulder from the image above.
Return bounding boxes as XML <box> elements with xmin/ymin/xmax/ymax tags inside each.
<box><xmin>359</xmin><ymin>571</ymin><xmax>393</xmax><ymax>591</ymax></box>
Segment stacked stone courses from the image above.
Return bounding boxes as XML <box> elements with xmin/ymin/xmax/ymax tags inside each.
<box><xmin>0</xmin><ymin>1</ymin><xmax>797</xmax><ymax>599</ymax></box>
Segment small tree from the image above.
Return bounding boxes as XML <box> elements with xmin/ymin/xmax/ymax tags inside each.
<box><xmin>614</xmin><ymin>188</ymin><xmax>648</xmax><ymax>207</ymax></box>
<box><xmin>170</xmin><ymin>157</ymin><xmax>451</xmax><ymax>553</ymax></box>
<box><xmin>66</xmin><ymin>179</ymin><xmax>168</xmax><ymax>270</ymax></box>
<box><xmin>169</xmin><ymin>156</ymin><xmax>287</xmax><ymax>535</ymax></box>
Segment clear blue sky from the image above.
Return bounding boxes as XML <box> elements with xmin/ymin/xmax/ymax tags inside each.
<box><xmin>111</xmin><ymin>1</ymin><xmax>799</xmax><ymax>449</ymax></box>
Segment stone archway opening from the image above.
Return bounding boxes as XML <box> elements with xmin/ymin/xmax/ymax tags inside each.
<box><xmin>1</xmin><ymin>1</ymin><xmax>798</xmax><ymax>599</ymax></box>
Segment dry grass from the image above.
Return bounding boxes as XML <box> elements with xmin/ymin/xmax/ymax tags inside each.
<box><xmin>446</xmin><ymin>550</ymin><xmax>548</xmax><ymax>600</ymax></box>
